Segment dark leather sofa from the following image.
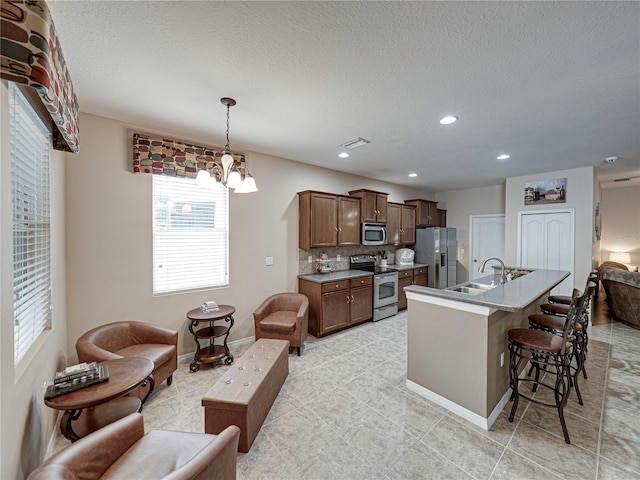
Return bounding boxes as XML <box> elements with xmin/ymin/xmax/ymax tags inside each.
<box><xmin>599</xmin><ymin>263</ymin><xmax>640</xmax><ymax>329</ymax></box>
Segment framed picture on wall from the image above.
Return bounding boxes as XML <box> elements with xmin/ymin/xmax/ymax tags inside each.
<box><xmin>524</xmin><ymin>178</ymin><xmax>567</xmax><ymax>205</ymax></box>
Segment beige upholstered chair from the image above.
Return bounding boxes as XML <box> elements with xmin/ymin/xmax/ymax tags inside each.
<box><xmin>76</xmin><ymin>321</ymin><xmax>178</xmax><ymax>399</ymax></box>
<box><xmin>253</xmin><ymin>293</ymin><xmax>309</xmax><ymax>355</ymax></box>
<box><xmin>27</xmin><ymin>413</ymin><xmax>240</xmax><ymax>480</ymax></box>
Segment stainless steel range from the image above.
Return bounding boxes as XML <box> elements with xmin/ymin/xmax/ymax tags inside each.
<box><xmin>350</xmin><ymin>254</ymin><xmax>399</xmax><ymax>321</ymax></box>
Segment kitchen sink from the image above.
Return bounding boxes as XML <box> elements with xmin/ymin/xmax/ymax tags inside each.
<box><xmin>448</xmin><ymin>286</ymin><xmax>486</xmax><ymax>295</ymax></box>
<box><xmin>447</xmin><ymin>281</ymin><xmax>497</xmax><ymax>295</ymax></box>
<box><xmin>465</xmin><ymin>282</ymin><xmax>495</xmax><ymax>291</ymax></box>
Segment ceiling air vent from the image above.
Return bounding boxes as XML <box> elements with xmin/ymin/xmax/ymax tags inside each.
<box><xmin>614</xmin><ymin>178</ymin><xmax>630</xmax><ymax>182</ymax></box>
<box><xmin>340</xmin><ymin>137</ymin><xmax>371</xmax><ymax>149</ymax></box>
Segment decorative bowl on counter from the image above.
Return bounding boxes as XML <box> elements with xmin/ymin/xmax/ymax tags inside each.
<box><xmin>317</xmin><ymin>266</ymin><xmax>332</xmax><ymax>274</ymax></box>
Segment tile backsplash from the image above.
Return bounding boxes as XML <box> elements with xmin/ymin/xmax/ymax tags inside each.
<box><xmin>298</xmin><ymin>246</ymin><xmax>397</xmax><ymax>275</ymax></box>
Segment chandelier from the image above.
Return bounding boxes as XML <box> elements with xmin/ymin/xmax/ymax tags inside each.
<box><xmin>196</xmin><ymin>97</ymin><xmax>258</xmax><ymax>193</ymax></box>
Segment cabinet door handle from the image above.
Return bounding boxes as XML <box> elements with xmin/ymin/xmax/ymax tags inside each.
<box><xmin>338</xmin><ymin>227</ymin><xmax>342</xmax><ymax>233</ymax></box>
<box><xmin>351</xmin><ymin>295</ymin><xmax>355</xmax><ymax>303</ymax></box>
<box><xmin>335</xmin><ymin>227</ymin><xmax>339</xmax><ymax>233</ymax></box>
<box><xmin>346</xmin><ymin>295</ymin><xmax>351</xmax><ymax>303</ymax></box>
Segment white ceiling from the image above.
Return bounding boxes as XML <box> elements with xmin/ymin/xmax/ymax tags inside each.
<box><xmin>47</xmin><ymin>1</ymin><xmax>640</xmax><ymax>192</ymax></box>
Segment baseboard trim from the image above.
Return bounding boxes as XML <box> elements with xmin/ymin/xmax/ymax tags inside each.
<box><xmin>406</xmin><ymin>361</ymin><xmax>530</xmax><ymax>430</ymax></box>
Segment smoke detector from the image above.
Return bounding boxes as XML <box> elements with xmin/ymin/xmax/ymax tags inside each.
<box><xmin>604</xmin><ymin>156</ymin><xmax>618</xmax><ymax>163</ymax></box>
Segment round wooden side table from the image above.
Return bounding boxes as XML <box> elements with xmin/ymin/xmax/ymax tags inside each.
<box><xmin>45</xmin><ymin>357</ymin><xmax>154</xmax><ymax>442</ymax></box>
<box><xmin>187</xmin><ymin>305</ymin><xmax>235</xmax><ymax>372</ymax></box>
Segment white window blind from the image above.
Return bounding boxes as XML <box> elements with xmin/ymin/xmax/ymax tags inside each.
<box><xmin>10</xmin><ymin>83</ymin><xmax>52</xmax><ymax>364</ymax></box>
<box><xmin>152</xmin><ymin>175</ymin><xmax>228</xmax><ymax>294</ymax></box>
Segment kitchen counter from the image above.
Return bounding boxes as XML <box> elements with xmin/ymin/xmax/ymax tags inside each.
<box><xmin>297</xmin><ymin>269</ymin><xmax>372</xmax><ymax>283</ymax></box>
<box><xmin>404</xmin><ymin>269</ymin><xmax>569</xmax><ymax>313</ymax></box>
<box><xmin>404</xmin><ymin>268</ymin><xmax>570</xmax><ymax>431</ymax></box>
<box><xmin>389</xmin><ymin>263</ymin><xmax>428</xmax><ymax>272</ymax></box>
<box><xmin>297</xmin><ymin>263</ymin><xmax>428</xmax><ymax>283</ymax></box>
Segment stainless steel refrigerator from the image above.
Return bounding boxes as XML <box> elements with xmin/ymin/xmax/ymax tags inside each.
<box><xmin>414</xmin><ymin>228</ymin><xmax>457</xmax><ymax>289</ymax></box>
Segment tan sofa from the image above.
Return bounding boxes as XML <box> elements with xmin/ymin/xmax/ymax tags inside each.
<box><xmin>27</xmin><ymin>413</ymin><xmax>240</xmax><ymax>480</ymax></box>
<box><xmin>599</xmin><ymin>264</ymin><xmax>640</xmax><ymax>329</ymax></box>
<box><xmin>76</xmin><ymin>321</ymin><xmax>178</xmax><ymax>399</ymax></box>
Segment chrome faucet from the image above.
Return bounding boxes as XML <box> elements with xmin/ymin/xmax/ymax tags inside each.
<box><xmin>479</xmin><ymin>257</ymin><xmax>507</xmax><ymax>284</ymax></box>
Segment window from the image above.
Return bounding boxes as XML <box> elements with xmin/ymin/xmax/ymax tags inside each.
<box><xmin>152</xmin><ymin>175</ymin><xmax>228</xmax><ymax>294</ymax></box>
<box><xmin>10</xmin><ymin>83</ymin><xmax>52</xmax><ymax>365</ymax></box>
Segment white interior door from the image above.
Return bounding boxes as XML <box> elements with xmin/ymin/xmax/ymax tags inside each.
<box><xmin>470</xmin><ymin>215</ymin><xmax>505</xmax><ymax>280</ymax></box>
<box><xmin>518</xmin><ymin>210</ymin><xmax>574</xmax><ymax>296</ymax></box>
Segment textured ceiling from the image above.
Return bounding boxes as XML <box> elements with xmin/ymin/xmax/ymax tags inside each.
<box><xmin>47</xmin><ymin>1</ymin><xmax>640</xmax><ymax>192</ymax></box>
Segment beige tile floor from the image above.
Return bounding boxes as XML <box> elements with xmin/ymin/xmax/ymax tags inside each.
<box><xmin>53</xmin><ymin>301</ymin><xmax>640</xmax><ymax>479</ymax></box>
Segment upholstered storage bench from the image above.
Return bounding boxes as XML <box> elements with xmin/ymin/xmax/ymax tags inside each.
<box><xmin>202</xmin><ymin>338</ymin><xmax>289</xmax><ymax>452</ymax></box>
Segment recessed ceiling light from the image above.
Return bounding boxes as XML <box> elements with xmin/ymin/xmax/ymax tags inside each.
<box><xmin>338</xmin><ymin>152</ymin><xmax>349</xmax><ymax>158</ymax></box>
<box><xmin>497</xmin><ymin>154</ymin><xmax>511</xmax><ymax>160</ymax></box>
<box><xmin>408</xmin><ymin>173</ymin><xmax>418</xmax><ymax>177</ymax></box>
<box><xmin>439</xmin><ymin>116</ymin><xmax>458</xmax><ymax>125</ymax></box>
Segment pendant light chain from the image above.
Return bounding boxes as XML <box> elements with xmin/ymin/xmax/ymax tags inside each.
<box><xmin>225</xmin><ymin>103</ymin><xmax>231</xmax><ymax>152</ymax></box>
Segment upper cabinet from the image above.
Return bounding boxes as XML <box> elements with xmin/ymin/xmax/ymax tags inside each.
<box><xmin>437</xmin><ymin>209</ymin><xmax>447</xmax><ymax>227</ymax></box>
<box><xmin>298</xmin><ymin>191</ymin><xmax>360</xmax><ymax>248</ymax></box>
<box><xmin>386</xmin><ymin>202</ymin><xmax>416</xmax><ymax>246</ymax></box>
<box><xmin>405</xmin><ymin>199</ymin><xmax>439</xmax><ymax>227</ymax></box>
<box><xmin>348</xmin><ymin>189</ymin><xmax>388</xmax><ymax>223</ymax></box>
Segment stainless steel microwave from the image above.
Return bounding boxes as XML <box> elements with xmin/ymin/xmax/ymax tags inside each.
<box><xmin>361</xmin><ymin>223</ymin><xmax>387</xmax><ymax>246</ymax></box>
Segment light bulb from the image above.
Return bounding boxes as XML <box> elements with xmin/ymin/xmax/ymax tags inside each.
<box><xmin>196</xmin><ymin>169</ymin><xmax>210</xmax><ymax>186</ymax></box>
<box><xmin>241</xmin><ymin>175</ymin><xmax>258</xmax><ymax>193</ymax></box>
<box><xmin>226</xmin><ymin>170</ymin><xmax>242</xmax><ymax>189</ymax></box>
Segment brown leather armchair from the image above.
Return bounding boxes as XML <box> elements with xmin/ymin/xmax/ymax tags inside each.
<box><xmin>27</xmin><ymin>413</ymin><xmax>240</xmax><ymax>480</ymax></box>
<box><xmin>254</xmin><ymin>293</ymin><xmax>309</xmax><ymax>355</ymax></box>
<box><xmin>76</xmin><ymin>321</ymin><xmax>178</xmax><ymax>399</ymax></box>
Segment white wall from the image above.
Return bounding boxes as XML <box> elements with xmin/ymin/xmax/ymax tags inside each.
<box><xmin>436</xmin><ymin>184</ymin><xmax>506</xmax><ymax>282</ymax></box>
<box><xmin>600</xmin><ymin>185</ymin><xmax>640</xmax><ymax>267</ymax></box>
<box><xmin>65</xmin><ymin>113</ymin><xmax>431</xmax><ymax>359</ymax></box>
<box><xmin>1</xmin><ymin>82</ymin><xmax>68</xmax><ymax>479</ymax></box>
<box><xmin>505</xmin><ymin>166</ymin><xmax>595</xmax><ymax>292</ymax></box>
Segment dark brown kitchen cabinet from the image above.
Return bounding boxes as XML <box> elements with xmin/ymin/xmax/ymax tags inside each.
<box><xmin>348</xmin><ymin>189</ymin><xmax>388</xmax><ymax>223</ymax></box>
<box><xmin>398</xmin><ymin>267</ymin><xmax>428</xmax><ymax>311</ymax></box>
<box><xmin>298</xmin><ymin>276</ymin><xmax>373</xmax><ymax>337</ymax></box>
<box><xmin>400</xmin><ymin>205</ymin><xmax>416</xmax><ymax>244</ymax></box>
<box><xmin>437</xmin><ymin>209</ymin><xmax>447</xmax><ymax>227</ymax></box>
<box><xmin>405</xmin><ymin>199</ymin><xmax>439</xmax><ymax>227</ymax></box>
<box><xmin>397</xmin><ymin>273</ymin><xmax>413</xmax><ymax>311</ymax></box>
<box><xmin>386</xmin><ymin>202</ymin><xmax>415</xmax><ymax>246</ymax></box>
<box><xmin>298</xmin><ymin>191</ymin><xmax>360</xmax><ymax>248</ymax></box>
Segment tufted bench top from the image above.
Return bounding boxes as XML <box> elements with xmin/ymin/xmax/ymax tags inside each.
<box><xmin>202</xmin><ymin>338</ymin><xmax>289</xmax><ymax>452</ymax></box>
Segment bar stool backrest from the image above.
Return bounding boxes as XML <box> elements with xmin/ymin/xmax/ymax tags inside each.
<box><xmin>560</xmin><ymin>289</ymin><xmax>588</xmax><ymax>355</ymax></box>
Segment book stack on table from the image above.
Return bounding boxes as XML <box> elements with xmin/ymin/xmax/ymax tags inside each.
<box><xmin>201</xmin><ymin>300</ymin><xmax>221</xmax><ymax>313</ymax></box>
<box><xmin>44</xmin><ymin>361</ymin><xmax>109</xmax><ymax>399</ymax></box>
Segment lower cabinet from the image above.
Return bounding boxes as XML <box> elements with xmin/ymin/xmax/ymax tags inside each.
<box><xmin>298</xmin><ymin>276</ymin><xmax>373</xmax><ymax>337</ymax></box>
<box><xmin>398</xmin><ymin>267</ymin><xmax>428</xmax><ymax>311</ymax></box>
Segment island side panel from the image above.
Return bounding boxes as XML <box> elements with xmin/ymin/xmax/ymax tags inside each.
<box><xmin>485</xmin><ymin>297</ymin><xmax>544</xmax><ymax>415</ymax></box>
<box><xmin>407</xmin><ymin>299</ymin><xmax>489</xmax><ymax>417</ymax></box>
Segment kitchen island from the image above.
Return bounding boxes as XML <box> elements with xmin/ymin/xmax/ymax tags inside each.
<box><xmin>403</xmin><ymin>268</ymin><xmax>569</xmax><ymax>430</ymax></box>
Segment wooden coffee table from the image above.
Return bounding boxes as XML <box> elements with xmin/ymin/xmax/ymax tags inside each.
<box><xmin>45</xmin><ymin>357</ymin><xmax>154</xmax><ymax>442</ymax></box>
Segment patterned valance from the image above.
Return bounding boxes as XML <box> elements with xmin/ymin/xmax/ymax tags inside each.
<box><xmin>133</xmin><ymin>133</ymin><xmax>246</xmax><ymax>179</ymax></box>
<box><xmin>1</xmin><ymin>0</ymin><xmax>80</xmax><ymax>153</ymax></box>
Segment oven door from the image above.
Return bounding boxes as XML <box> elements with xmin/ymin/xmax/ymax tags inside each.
<box><xmin>373</xmin><ymin>272</ymin><xmax>398</xmax><ymax>308</ymax></box>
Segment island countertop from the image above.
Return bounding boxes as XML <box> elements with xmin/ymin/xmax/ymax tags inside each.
<box><xmin>404</xmin><ymin>268</ymin><xmax>570</xmax><ymax>312</ymax></box>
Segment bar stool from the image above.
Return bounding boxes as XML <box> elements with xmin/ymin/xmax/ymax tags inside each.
<box><xmin>547</xmin><ymin>271</ymin><xmax>597</xmax><ymax>305</ymax></box>
<box><xmin>507</xmin><ymin>289</ymin><xmax>586</xmax><ymax>444</ymax></box>
<box><xmin>539</xmin><ymin>281</ymin><xmax>597</xmax><ymax>373</ymax></box>
<box><xmin>527</xmin><ymin>283</ymin><xmax>595</xmax><ymax>406</ymax></box>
